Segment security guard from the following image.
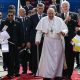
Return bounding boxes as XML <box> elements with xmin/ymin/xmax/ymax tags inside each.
<box><xmin>1</xmin><ymin>11</ymin><xmax>22</xmax><ymax>79</ymax></box>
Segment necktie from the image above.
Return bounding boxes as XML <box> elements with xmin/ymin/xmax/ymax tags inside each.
<box><xmin>64</xmin><ymin>13</ymin><xmax>67</xmax><ymax>18</ymax></box>
<box><xmin>23</xmin><ymin>17</ymin><xmax>25</xmax><ymax>22</ymax></box>
<box><xmin>21</xmin><ymin>18</ymin><xmax>23</xmax><ymax>22</ymax></box>
<box><xmin>22</xmin><ymin>17</ymin><xmax>25</xmax><ymax>41</ymax></box>
<box><xmin>39</xmin><ymin>15</ymin><xmax>41</xmax><ymax>20</ymax></box>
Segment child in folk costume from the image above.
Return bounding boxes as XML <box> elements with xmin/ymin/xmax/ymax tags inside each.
<box><xmin>71</xmin><ymin>28</ymin><xmax>80</xmax><ymax>68</ymax></box>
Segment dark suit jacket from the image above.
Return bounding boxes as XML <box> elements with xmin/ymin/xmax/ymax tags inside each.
<box><xmin>1</xmin><ymin>19</ymin><xmax>22</xmax><ymax>46</ymax></box>
<box><xmin>33</xmin><ymin>0</ymin><xmax>45</xmax><ymax>7</ymax></box>
<box><xmin>23</xmin><ymin>5</ymin><xmax>33</xmax><ymax>15</ymax></box>
<box><xmin>15</xmin><ymin>16</ymin><xmax>26</xmax><ymax>44</ymax></box>
<box><xmin>21</xmin><ymin>17</ymin><xmax>30</xmax><ymax>43</ymax></box>
<box><xmin>60</xmin><ymin>12</ymin><xmax>78</xmax><ymax>41</ymax></box>
<box><xmin>20</xmin><ymin>0</ymin><xmax>26</xmax><ymax>7</ymax></box>
<box><xmin>27</xmin><ymin>13</ymin><xmax>46</xmax><ymax>44</ymax></box>
<box><xmin>0</xmin><ymin>19</ymin><xmax>5</xmax><ymax>30</ymax></box>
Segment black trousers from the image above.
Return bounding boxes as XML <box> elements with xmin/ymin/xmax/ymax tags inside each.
<box><xmin>7</xmin><ymin>44</ymin><xmax>20</xmax><ymax>76</ymax></box>
<box><xmin>63</xmin><ymin>42</ymin><xmax>75</xmax><ymax>78</ymax></box>
<box><xmin>2</xmin><ymin>52</ymin><xmax>9</xmax><ymax>69</ymax></box>
<box><xmin>74</xmin><ymin>52</ymin><xmax>80</xmax><ymax>66</ymax></box>
<box><xmin>30</xmin><ymin>37</ymin><xmax>44</xmax><ymax>74</ymax></box>
<box><xmin>39</xmin><ymin>36</ymin><xmax>44</xmax><ymax>60</ymax></box>
<box><xmin>20</xmin><ymin>50</ymin><xmax>27</xmax><ymax>73</ymax></box>
<box><xmin>29</xmin><ymin>38</ymin><xmax>43</xmax><ymax>75</ymax></box>
<box><xmin>29</xmin><ymin>44</ymin><xmax>38</xmax><ymax>74</ymax></box>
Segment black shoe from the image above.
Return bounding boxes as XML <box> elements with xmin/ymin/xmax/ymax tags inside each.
<box><xmin>0</xmin><ymin>77</ymin><xmax>1</xmax><ymax>78</ymax></box>
<box><xmin>75</xmin><ymin>65</ymin><xmax>79</xmax><ymax>69</ymax></box>
<box><xmin>43</xmin><ymin>78</ymin><xmax>52</xmax><ymax>80</ymax></box>
<box><xmin>15</xmin><ymin>74</ymin><xmax>20</xmax><ymax>77</ymax></box>
<box><xmin>54</xmin><ymin>77</ymin><xmax>63</xmax><ymax>80</ymax></box>
<box><xmin>3</xmin><ymin>67</ymin><xmax>7</xmax><ymax>71</ymax></box>
<box><xmin>22</xmin><ymin>72</ymin><xmax>27</xmax><ymax>74</ymax></box>
<box><xmin>62</xmin><ymin>76</ymin><xmax>67</xmax><ymax>80</ymax></box>
<box><xmin>28</xmin><ymin>73</ymin><xmax>36</xmax><ymax>77</ymax></box>
<box><xmin>28</xmin><ymin>73</ymin><xmax>34</xmax><ymax>75</ymax></box>
<box><xmin>66</xmin><ymin>76</ymin><xmax>72</xmax><ymax>80</ymax></box>
<box><xmin>7</xmin><ymin>75</ymin><xmax>13</xmax><ymax>79</ymax></box>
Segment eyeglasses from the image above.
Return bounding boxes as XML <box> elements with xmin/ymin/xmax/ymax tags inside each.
<box><xmin>8</xmin><ymin>15</ymin><xmax>13</xmax><ymax>17</ymax></box>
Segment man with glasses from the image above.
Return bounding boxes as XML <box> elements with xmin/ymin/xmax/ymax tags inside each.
<box><xmin>1</xmin><ymin>11</ymin><xmax>22</xmax><ymax>79</ymax></box>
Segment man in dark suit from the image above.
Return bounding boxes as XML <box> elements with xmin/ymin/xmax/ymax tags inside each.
<box><xmin>51</xmin><ymin>0</ymin><xmax>60</xmax><ymax>13</ymax></box>
<box><xmin>27</xmin><ymin>3</ymin><xmax>46</xmax><ymax>75</ymax></box>
<box><xmin>19</xmin><ymin>8</ymin><xmax>30</xmax><ymax>74</ymax></box>
<box><xmin>1</xmin><ymin>11</ymin><xmax>22</xmax><ymax>79</ymax></box>
<box><xmin>20</xmin><ymin>0</ymin><xmax>26</xmax><ymax>7</ymax></box>
<box><xmin>60</xmin><ymin>1</ymin><xmax>78</xmax><ymax>80</ymax></box>
<box><xmin>34</xmin><ymin>0</ymin><xmax>52</xmax><ymax>13</ymax></box>
<box><xmin>32</xmin><ymin>0</ymin><xmax>44</xmax><ymax>7</ymax></box>
<box><xmin>23</xmin><ymin>0</ymin><xmax>33</xmax><ymax>16</ymax></box>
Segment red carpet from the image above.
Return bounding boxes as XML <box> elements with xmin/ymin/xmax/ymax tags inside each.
<box><xmin>71</xmin><ymin>69</ymin><xmax>80</xmax><ymax>80</ymax></box>
<box><xmin>1</xmin><ymin>67</ymin><xmax>80</xmax><ymax>80</ymax></box>
<box><xmin>1</xmin><ymin>74</ymin><xmax>43</xmax><ymax>80</ymax></box>
<box><xmin>1</xmin><ymin>66</ymin><xmax>43</xmax><ymax>80</ymax></box>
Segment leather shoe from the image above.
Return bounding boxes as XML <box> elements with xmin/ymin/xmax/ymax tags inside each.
<box><xmin>15</xmin><ymin>74</ymin><xmax>20</xmax><ymax>77</ymax></box>
<box><xmin>22</xmin><ymin>72</ymin><xmax>27</xmax><ymax>74</ymax></box>
<box><xmin>7</xmin><ymin>75</ymin><xmax>13</xmax><ymax>79</ymax></box>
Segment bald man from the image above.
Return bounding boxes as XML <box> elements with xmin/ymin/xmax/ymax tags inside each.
<box><xmin>35</xmin><ymin>8</ymin><xmax>68</xmax><ymax>80</ymax></box>
<box><xmin>19</xmin><ymin>8</ymin><xmax>30</xmax><ymax>74</ymax></box>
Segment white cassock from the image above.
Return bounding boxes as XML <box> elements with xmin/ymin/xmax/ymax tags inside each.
<box><xmin>35</xmin><ymin>16</ymin><xmax>68</xmax><ymax>78</ymax></box>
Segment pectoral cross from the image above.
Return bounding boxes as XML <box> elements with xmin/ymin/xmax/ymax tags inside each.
<box><xmin>50</xmin><ymin>27</ymin><xmax>53</xmax><ymax>33</ymax></box>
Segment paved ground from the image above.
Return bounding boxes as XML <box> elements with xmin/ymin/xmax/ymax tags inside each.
<box><xmin>0</xmin><ymin>56</ymin><xmax>7</xmax><ymax>78</ymax></box>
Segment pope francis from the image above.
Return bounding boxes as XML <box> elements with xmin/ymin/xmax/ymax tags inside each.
<box><xmin>35</xmin><ymin>8</ymin><xmax>68</xmax><ymax>80</ymax></box>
